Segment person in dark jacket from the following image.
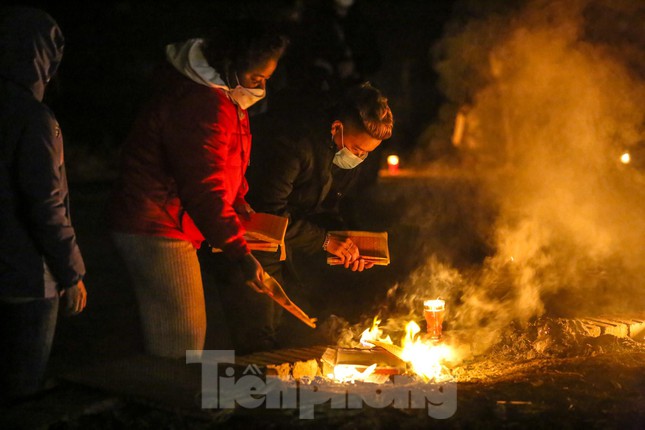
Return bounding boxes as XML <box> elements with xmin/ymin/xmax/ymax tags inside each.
<box><xmin>210</xmin><ymin>82</ymin><xmax>392</xmax><ymax>347</ymax></box>
<box><xmin>109</xmin><ymin>22</ymin><xmax>288</xmax><ymax>358</ymax></box>
<box><xmin>0</xmin><ymin>7</ymin><xmax>87</xmax><ymax>402</ymax></box>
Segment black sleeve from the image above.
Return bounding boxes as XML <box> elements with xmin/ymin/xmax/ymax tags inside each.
<box><xmin>16</xmin><ymin>107</ymin><xmax>85</xmax><ymax>288</ymax></box>
<box><xmin>248</xmin><ymin>139</ymin><xmax>326</xmax><ymax>254</ymax></box>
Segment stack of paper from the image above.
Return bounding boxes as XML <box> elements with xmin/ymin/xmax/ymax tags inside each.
<box><xmin>321</xmin><ymin>347</ymin><xmax>404</xmax><ymax>384</ymax></box>
<box><xmin>212</xmin><ymin>212</ymin><xmax>288</xmax><ymax>260</ymax></box>
<box><xmin>326</xmin><ymin>231</ymin><xmax>390</xmax><ymax>266</ymax></box>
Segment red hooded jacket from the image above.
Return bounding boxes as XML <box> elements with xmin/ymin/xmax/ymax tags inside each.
<box><xmin>109</xmin><ymin>62</ymin><xmax>251</xmax><ymax>259</ymax></box>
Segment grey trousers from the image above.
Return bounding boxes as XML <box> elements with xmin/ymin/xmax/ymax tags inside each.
<box><xmin>112</xmin><ymin>233</ymin><xmax>206</xmax><ymax>358</ymax></box>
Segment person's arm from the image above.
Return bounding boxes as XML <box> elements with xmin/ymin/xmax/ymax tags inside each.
<box><xmin>250</xmin><ymin>135</ymin><xmax>369</xmax><ymax>270</ymax></box>
<box><xmin>249</xmin><ymin>138</ymin><xmax>328</xmax><ymax>254</ymax></box>
<box><xmin>233</xmin><ymin>176</ymin><xmax>253</xmax><ymax>221</ymax></box>
<box><xmin>17</xmin><ymin>107</ymin><xmax>86</xmax><ymax>299</ymax></box>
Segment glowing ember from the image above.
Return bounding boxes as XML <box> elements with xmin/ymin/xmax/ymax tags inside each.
<box><xmin>620</xmin><ymin>152</ymin><xmax>631</xmax><ymax>164</ymax></box>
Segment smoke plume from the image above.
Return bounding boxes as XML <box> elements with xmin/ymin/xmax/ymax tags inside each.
<box><xmin>390</xmin><ymin>0</ymin><xmax>645</xmax><ymax>353</ymax></box>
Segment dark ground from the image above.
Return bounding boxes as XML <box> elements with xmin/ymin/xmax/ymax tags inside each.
<box><xmin>1</xmin><ymin>174</ymin><xmax>643</xmax><ymax>429</ymax></box>
<box><xmin>3</xmin><ymin>352</ymin><xmax>645</xmax><ymax>429</ymax></box>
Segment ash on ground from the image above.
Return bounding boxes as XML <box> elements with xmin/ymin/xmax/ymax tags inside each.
<box><xmin>321</xmin><ymin>313</ymin><xmax>644</xmax><ymax>384</ymax></box>
<box><xmin>451</xmin><ymin>317</ymin><xmax>645</xmax><ymax>383</ymax></box>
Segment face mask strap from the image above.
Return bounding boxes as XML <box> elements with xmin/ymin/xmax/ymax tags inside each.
<box><xmin>233</xmin><ymin>72</ymin><xmax>266</xmax><ymax>99</ymax></box>
<box><xmin>335</xmin><ymin>124</ymin><xmax>367</xmax><ymax>161</ymax></box>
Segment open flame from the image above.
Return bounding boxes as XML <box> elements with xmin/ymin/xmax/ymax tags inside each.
<box><xmin>359</xmin><ymin>316</ymin><xmax>393</xmax><ymax>347</ymax></box>
<box><xmin>329</xmin><ymin>363</ymin><xmax>377</xmax><ymax>383</ymax></box>
<box><xmin>333</xmin><ymin>316</ymin><xmax>455</xmax><ymax>383</ymax></box>
<box><xmin>401</xmin><ymin>321</ymin><xmax>454</xmax><ymax>382</ymax></box>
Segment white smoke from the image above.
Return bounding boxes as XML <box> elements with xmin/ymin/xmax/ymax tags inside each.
<box><xmin>395</xmin><ymin>0</ymin><xmax>645</xmax><ymax>352</ymax></box>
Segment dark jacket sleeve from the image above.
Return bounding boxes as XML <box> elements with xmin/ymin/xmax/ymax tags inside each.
<box><xmin>163</xmin><ymin>90</ymin><xmax>249</xmax><ymax>260</ymax></box>
<box><xmin>16</xmin><ymin>107</ymin><xmax>85</xmax><ymax>288</ymax></box>
<box><xmin>249</xmin><ymin>138</ymin><xmax>327</xmax><ymax>254</ymax></box>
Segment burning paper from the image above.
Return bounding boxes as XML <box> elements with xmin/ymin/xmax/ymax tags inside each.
<box><xmin>350</xmin><ymin>314</ymin><xmax>455</xmax><ymax>383</ymax></box>
<box><xmin>321</xmin><ymin>347</ymin><xmax>404</xmax><ymax>384</ymax></box>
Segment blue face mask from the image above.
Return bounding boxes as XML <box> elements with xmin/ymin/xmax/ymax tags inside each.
<box><xmin>332</xmin><ymin>126</ymin><xmax>367</xmax><ymax>169</ymax></box>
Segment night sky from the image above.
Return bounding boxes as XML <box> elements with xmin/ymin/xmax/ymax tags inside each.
<box><xmin>5</xmin><ymin>0</ymin><xmax>459</xmax><ymax>165</ymax></box>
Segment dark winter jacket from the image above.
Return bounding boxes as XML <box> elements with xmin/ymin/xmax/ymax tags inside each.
<box><xmin>0</xmin><ymin>7</ymin><xmax>85</xmax><ymax>298</ymax></box>
<box><xmin>247</xmin><ymin>112</ymin><xmax>362</xmax><ymax>255</ymax></box>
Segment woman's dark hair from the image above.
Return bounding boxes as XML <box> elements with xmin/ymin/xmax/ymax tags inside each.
<box><xmin>202</xmin><ymin>20</ymin><xmax>289</xmax><ymax>78</ymax></box>
<box><xmin>332</xmin><ymin>82</ymin><xmax>394</xmax><ymax>140</ymax></box>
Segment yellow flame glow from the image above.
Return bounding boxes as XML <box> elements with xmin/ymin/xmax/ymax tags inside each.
<box><xmin>330</xmin><ymin>363</ymin><xmax>377</xmax><ymax>383</ymax></box>
<box><xmin>620</xmin><ymin>152</ymin><xmax>631</xmax><ymax>164</ymax></box>
<box><xmin>401</xmin><ymin>321</ymin><xmax>454</xmax><ymax>381</ymax></box>
<box><xmin>387</xmin><ymin>155</ymin><xmax>400</xmax><ymax>166</ymax></box>
<box><xmin>359</xmin><ymin>316</ymin><xmax>393</xmax><ymax>347</ymax></box>
<box><xmin>337</xmin><ymin>317</ymin><xmax>454</xmax><ymax>383</ymax></box>
<box><xmin>423</xmin><ymin>299</ymin><xmax>445</xmax><ymax>311</ymax></box>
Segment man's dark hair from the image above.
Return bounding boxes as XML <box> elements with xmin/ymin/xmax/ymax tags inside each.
<box><xmin>202</xmin><ymin>20</ymin><xmax>289</xmax><ymax>79</ymax></box>
<box><xmin>333</xmin><ymin>82</ymin><xmax>394</xmax><ymax>140</ymax></box>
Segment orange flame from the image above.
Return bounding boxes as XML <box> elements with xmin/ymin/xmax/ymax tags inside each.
<box><xmin>329</xmin><ymin>363</ymin><xmax>377</xmax><ymax>383</ymax></box>
<box><xmin>401</xmin><ymin>321</ymin><xmax>454</xmax><ymax>381</ymax></box>
<box><xmin>359</xmin><ymin>316</ymin><xmax>393</xmax><ymax>347</ymax></box>
<box><xmin>335</xmin><ymin>316</ymin><xmax>454</xmax><ymax>383</ymax></box>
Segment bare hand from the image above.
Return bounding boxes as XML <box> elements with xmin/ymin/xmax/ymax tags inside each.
<box><xmin>349</xmin><ymin>258</ymin><xmax>375</xmax><ymax>272</ymax></box>
<box><xmin>240</xmin><ymin>253</ymin><xmax>266</xmax><ymax>293</ymax></box>
<box><xmin>234</xmin><ymin>201</ymin><xmax>255</xmax><ymax>221</ymax></box>
<box><xmin>60</xmin><ymin>280</ymin><xmax>87</xmax><ymax>316</ymax></box>
<box><xmin>326</xmin><ymin>237</ymin><xmax>360</xmax><ymax>268</ymax></box>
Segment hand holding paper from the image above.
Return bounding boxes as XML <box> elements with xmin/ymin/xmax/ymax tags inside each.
<box><xmin>326</xmin><ymin>231</ymin><xmax>390</xmax><ymax>267</ymax></box>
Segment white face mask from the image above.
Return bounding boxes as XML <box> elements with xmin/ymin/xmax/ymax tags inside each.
<box><xmin>228</xmin><ymin>73</ymin><xmax>265</xmax><ymax>110</ymax></box>
<box><xmin>332</xmin><ymin>125</ymin><xmax>367</xmax><ymax>169</ymax></box>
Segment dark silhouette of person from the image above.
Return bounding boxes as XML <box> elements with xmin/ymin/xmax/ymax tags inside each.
<box><xmin>0</xmin><ymin>6</ymin><xmax>87</xmax><ymax>402</ymax></box>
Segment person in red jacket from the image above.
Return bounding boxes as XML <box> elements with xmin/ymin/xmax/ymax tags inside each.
<box><xmin>109</xmin><ymin>22</ymin><xmax>288</xmax><ymax>358</ymax></box>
